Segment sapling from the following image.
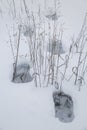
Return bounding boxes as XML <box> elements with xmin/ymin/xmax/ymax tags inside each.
<box><xmin>12</xmin><ymin>0</ymin><xmax>16</xmax><ymax>19</ymax></box>
<box><xmin>6</xmin><ymin>24</ymin><xmax>15</xmax><ymax>62</ymax></box>
<box><xmin>13</xmin><ymin>26</ymin><xmax>21</xmax><ymax>81</ymax></box>
<box><xmin>74</xmin><ymin>34</ymin><xmax>86</xmax><ymax>85</ymax></box>
<box><xmin>55</xmin><ymin>27</ymin><xmax>63</xmax><ymax>82</ymax></box>
<box><xmin>75</xmin><ymin>13</ymin><xmax>87</xmax><ymax>53</ymax></box>
<box><xmin>22</xmin><ymin>0</ymin><xmax>40</xmax><ymax>86</ymax></box>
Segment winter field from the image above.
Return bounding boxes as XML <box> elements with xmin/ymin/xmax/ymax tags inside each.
<box><xmin>0</xmin><ymin>0</ymin><xmax>87</xmax><ymax>130</ymax></box>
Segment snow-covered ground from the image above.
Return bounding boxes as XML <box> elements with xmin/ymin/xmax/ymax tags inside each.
<box><xmin>0</xmin><ymin>0</ymin><xmax>87</xmax><ymax>130</ymax></box>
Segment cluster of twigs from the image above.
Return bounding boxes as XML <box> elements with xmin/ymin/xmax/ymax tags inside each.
<box><xmin>71</xmin><ymin>13</ymin><xmax>87</xmax><ymax>90</ymax></box>
<box><xmin>5</xmin><ymin>0</ymin><xmax>87</xmax><ymax>91</ymax></box>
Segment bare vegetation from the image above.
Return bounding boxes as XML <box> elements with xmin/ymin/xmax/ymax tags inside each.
<box><xmin>2</xmin><ymin>0</ymin><xmax>87</xmax><ymax>91</ymax></box>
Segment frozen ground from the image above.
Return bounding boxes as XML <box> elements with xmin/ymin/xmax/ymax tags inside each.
<box><xmin>0</xmin><ymin>0</ymin><xmax>87</xmax><ymax>130</ymax></box>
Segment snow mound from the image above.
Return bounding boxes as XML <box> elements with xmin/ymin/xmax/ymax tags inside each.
<box><xmin>12</xmin><ymin>63</ymin><xmax>33</xmax><ymax>83</ymax></box>
<box><xmin>53</xmin><ymin>91</ymin><xmax>74</xmax><ymax>123</ymax></box>
<box><xmin>47</xmin><ymin>40</ymin><xmax>65</xmax><ymax>55</ymax></box>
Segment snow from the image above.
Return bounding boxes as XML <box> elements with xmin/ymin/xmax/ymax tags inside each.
<box><xmin>0</xmin><ymin>0</ymin><xmax>87</xmax><ymax>130</ymax></box>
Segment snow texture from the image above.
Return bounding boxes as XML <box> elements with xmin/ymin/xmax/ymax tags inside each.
<box><xmin>0</xmin><ymin>0</ymin><xmax>87</xmax><ymax>130</ymax></box>
<box><xmin>45</xmin><ymin>9</ymin><xmax>58</xmax><ymax>20</ymax></box>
